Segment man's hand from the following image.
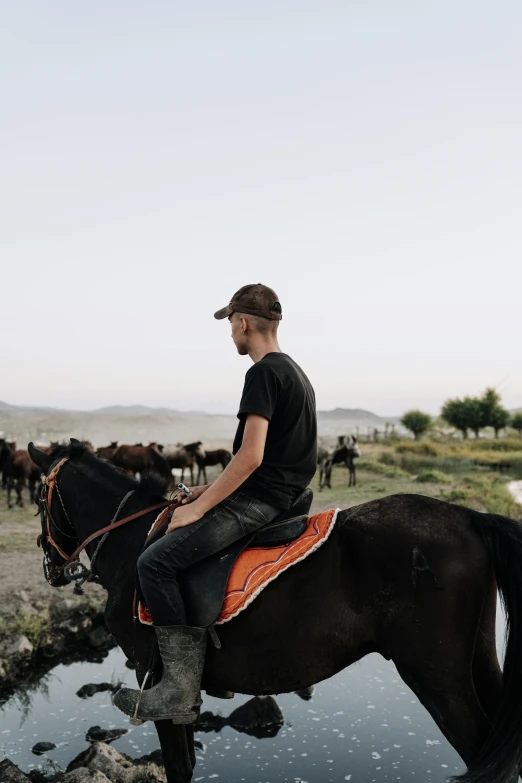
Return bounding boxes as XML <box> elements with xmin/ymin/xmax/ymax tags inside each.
<box><xmin>166</xmin><ymin>503</ymin><xmax>203</xmax><ymax>533</ymax></box>
<box><xmin>179</xmin><ymin>485</ymin><xmax>210</xmax><ymax>505</ymax></box>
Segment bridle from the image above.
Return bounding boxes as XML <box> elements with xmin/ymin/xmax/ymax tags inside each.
<box><xmin>37</xmin><ymin>456</ymin><xmax>169</xmax><ymax>594</ymax></box>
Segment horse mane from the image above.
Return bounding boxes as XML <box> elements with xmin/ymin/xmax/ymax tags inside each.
<box><xmin>49</xmin><ymin>440</ymin><xmax>170</xmax><ymax>499</ymax></box>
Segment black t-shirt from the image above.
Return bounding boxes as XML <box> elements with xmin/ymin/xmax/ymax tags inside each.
<box><xmin>232</xmin><ymin>352</ymin><xmax>317</xmax><ymax>510</ymax></box>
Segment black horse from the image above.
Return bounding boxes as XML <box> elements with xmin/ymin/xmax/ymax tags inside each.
<box><xmin>28</xmin><ymin>439</ymin><xmax>522</xmax><ymax>783</ymax></box>
<box><xmin>196</xmin><ymin>448</ymin><xmax>232</xmax><ymax>484</ymax></box>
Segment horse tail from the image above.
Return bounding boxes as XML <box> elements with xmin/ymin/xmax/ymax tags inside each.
<box><xmin>456</xmin><ymin>510</ymin><xmax>522</xmax><ymax>783</ymax></box>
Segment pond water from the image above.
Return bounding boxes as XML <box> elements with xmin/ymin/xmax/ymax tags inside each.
<box><xmin>1</xmin><ymin>608</ymin><xmax>505</xmax><ymax>783</ymax></box>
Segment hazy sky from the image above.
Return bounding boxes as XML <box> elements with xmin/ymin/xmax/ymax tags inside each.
<box><xmin>2</xmin><ymin>1</ymin><xmax>521</xmax><ymax>416</ymax></box>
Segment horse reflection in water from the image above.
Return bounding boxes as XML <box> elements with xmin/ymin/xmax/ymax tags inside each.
<box><xmin>28</xmin><ymin>439</ymin><xmax>522</xmax><ymax>783</ymax></box>
<box><xmin>196</xmin><ymin>695</ymin><xmax>284</xmax><ymax>739</ymax></box>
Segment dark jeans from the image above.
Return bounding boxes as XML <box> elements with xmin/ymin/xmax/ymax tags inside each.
<box><xmin>137</xmin><ymin>489</ymin><xmax>280</xmax><ymax>626</ymax></box>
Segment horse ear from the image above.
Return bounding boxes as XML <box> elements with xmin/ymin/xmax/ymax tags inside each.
<box><xmin>28</xmin><ymin>442</ymin><xmax>52</xmax><ymax>472</ymax></box>
<box><xmin>70</xmin><ymin>437</ymin><xmax>80</xmax><ymax>446</ymax></box>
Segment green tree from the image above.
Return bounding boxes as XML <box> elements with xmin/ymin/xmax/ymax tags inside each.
<box><xmin>478</xmin><ymin>388</ymin><xmax>510</xmax><ymax>438</ymax></box>
<box><xmin>464</xmin><ymin>396</ymin><xmax>486</xmax><ymax>439</ymax></box>
<box><xmin>400</xmin><ymin>410</ymin><xmax>433</xmax><ymax>440</ymax></box>
<box><xmin>512</xmin><ymin>412</ymin><xmax>522</xmax><ymax>438</ymax></box>
<box><xmin>441</xmin><ymin>398</ymin><xmax>471</xmax><ymax>439</ymax></box>
<box><xmin>489</xmin><ymin>406</ymin><xmax>511</xmax><ymax>438</ymax></box>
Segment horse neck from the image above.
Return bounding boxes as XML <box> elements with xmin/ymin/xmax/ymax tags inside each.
<box><xmin>61</xmin><ymin>463</ymin><xmax>154</xmax><ymax>590</ymax></box>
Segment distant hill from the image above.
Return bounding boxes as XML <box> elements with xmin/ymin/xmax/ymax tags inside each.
<box><xmin>0</xmin><ymin>400</ymin><xmax>67</xmax><ymax>416</ymax></box>
<box><xmin>94</xmin><ymin>405</ymin><xmax>181</xmax><ymax>416</ymax></box>
<box><xmin>0</xmin><ymin>400</ymin><xmax>404</xmax><ymax>448</ymax></box>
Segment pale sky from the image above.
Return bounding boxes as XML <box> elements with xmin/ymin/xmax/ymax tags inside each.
<box><xmin>1</xmin><ymin>1</ymin><xmax>521</xmax><ymax>416</ymax></box>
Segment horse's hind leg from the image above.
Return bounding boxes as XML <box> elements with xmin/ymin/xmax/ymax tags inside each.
<box><xmin>394</xmin><ymin>657</ymin><xmax>491</xmax><ymax>770</ymax></box>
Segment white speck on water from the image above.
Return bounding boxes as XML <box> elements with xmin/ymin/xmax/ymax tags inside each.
<box><xmin>344</xmin><ymin>776</ymin><xmax>352</xmax><ymax>780</ymax></box>
<box><xmin>426</xmin><ymin>739</ymin><xmax>441</xmax><ymax>745</ymax></box>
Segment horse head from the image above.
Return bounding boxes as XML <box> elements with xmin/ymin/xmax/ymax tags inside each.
<box><xmin>349</xmin><ymin>436</ymin><xmax>361</xmax><ymax>458</ymax></box>
<box><xmin>29</xmin><ymin>440</ymin><xmax>79</xmax><ymax>586</ymax></box>
<box><xmin>186</xmin><ymin>441</ymin><xmax>206</xmax><ymax>458</ymax></box>
<box><xmin>28</xmin><ymin>439</ymin><xmax>169</xmax><ymax>591</ymax></box>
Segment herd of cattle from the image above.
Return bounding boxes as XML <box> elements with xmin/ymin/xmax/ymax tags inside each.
<box><xmin>0</xmin><ymin>438</ymin><xmax>232</xmax><ymax>509</ymax></box>
<box><xmin>0</xmin><ymin>433</ymin><xmax>361</xmax><ymax>509</ymax></box>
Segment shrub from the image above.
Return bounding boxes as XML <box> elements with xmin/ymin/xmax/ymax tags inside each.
<box><xmin>464</xmin><ymin>438</ymin><xmax>522</xmax><ymax>453</ymax></box>
<box><xmin>444</xmin><ymin>488</ymin><xmax>472</xmax><ymax>504</ymax></box>
<box><xmin>416</xmin><ymin>470</ymin><xmax>454</xmax><ymax>484</ymax></box>
<box><xmin>395</xmin><ymin>442</ymin><xmax>442</xmax><ymax>457</ymax></box>
<box><xmin>510</xmin><ymin>413</ymin><xmax>522</xmax><ymax>437</ymax></box>
<box><xmin>358</xmin><ymin>459</ymin><xmax>411</xmax><ymax>479</ymax></box>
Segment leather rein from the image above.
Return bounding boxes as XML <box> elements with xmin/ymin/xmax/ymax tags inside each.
<box><xmin>38</xmin><ymin>456</ymin><xmax>170</xmax><ymax>591</ymax></box>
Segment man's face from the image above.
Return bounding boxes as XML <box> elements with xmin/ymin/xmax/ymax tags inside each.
<box><xmin>229</xmin><ymin>313</ymin><xmax>249</xmax><ymax>355</ymax></box>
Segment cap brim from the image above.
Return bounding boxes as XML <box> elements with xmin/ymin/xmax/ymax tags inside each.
<box><xmin>214</xmin><ymin>305</ymin><xmax>233</xmax><ymax>320</ymax></box>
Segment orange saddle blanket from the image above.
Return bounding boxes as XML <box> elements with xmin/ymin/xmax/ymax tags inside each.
<box><xmin>139</xmin><ymin>508</ymin><xmax>339</xmax><ymax>627</ymax></box>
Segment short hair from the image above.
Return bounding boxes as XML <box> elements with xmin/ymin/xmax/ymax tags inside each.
<box><xmin>236</xmin><ymin>312</ymin><xmax>279</xmax><ymax>336</ymax></box>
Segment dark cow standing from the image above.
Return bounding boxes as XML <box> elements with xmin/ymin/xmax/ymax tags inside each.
<box><xmin>196</xmin><ymin>448</ymin><xmax>232</xmax><ymax>484</ymax></box>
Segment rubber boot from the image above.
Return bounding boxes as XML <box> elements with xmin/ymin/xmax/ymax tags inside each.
<box><xmin>113</xmin><ymin>625</ymin><xmax>207</xmax><ymax>723</ymax></box>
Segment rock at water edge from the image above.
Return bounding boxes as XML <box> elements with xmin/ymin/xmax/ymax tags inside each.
<box><xmin>0</xmin><ymin>759</ymin><xmax>32</xmax><ymax>782</ymax></box>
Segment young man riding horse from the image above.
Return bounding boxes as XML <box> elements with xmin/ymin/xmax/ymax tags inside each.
<box><xmin>114</xmin><ymin>283</ymin><xmax>318</xmax><ymax>724</ymax></box>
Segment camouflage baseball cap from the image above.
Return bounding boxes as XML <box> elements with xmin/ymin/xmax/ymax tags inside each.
<box><xmin>214</xmin><ymin>284</ymin><xmax>282</xmax><ymax>321</ymax></box>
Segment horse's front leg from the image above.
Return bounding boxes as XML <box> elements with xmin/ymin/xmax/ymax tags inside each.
<box><xmin>155</xmin><ymin>720</ymin><xmax>194</xmax><ymax>783</ymax></box>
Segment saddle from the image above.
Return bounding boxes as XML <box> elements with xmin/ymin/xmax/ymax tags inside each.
<box><xmin>179</xmin><ymin>488</ymin><xmax>313</xmax><ymax>628</ymax></box>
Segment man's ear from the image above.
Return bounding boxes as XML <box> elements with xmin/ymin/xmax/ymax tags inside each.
<box><xmin>240</xmin><ymin>315</ymin><xmax>248</xmax><ymax>334</ymax></box>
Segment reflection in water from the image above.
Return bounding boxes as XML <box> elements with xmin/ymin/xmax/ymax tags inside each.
<box><xmin>197</xmin><ymin>695</ymin><xmax>284</xmax><ymax>738</ymax></box>
<box><xmin>0</xmin><ymin>605</ymin><xmax>505</xmax><ymax>782</ymax></box>
<box><xmin>295</xmin><ymin>685</ymin><xmax>315</xmax><ymax>701</ymax></box>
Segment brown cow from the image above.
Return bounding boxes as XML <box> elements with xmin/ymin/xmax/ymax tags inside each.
<box><xmin>111</xmin><ymin>444</ymin><xmax>172</xmax><ymax>483</ymax></box>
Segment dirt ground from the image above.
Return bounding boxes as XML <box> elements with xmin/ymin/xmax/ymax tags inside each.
<box><xmin>0</xmin><ymin>501</ymin><xmax>106</xmax><ymax>617</ymax></box>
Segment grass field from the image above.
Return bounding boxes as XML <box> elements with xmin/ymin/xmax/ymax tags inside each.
<box><xmin>310</xmin><ymin>439</ymin><xmax>522</xmax><ymax>519</ymax></box>
<box><xmin>1</xmin><ymin>437</ymin><xmax>521</xmax><ymax>560</ymax></box>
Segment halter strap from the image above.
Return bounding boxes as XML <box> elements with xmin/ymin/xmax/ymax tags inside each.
<box><xmin>40</xmin><ymin>454</ymin><xmax>169</xmax><ymax>574</ymax></box>
<box><xmin>42</xmin><ymin>457</ymin><xmax>71</xmax><ymax>560</ymax></box>
<box><xmin>61</xmin><ymin>500</ymin><xmax>169</xmax><ymax>569</ymax></box>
